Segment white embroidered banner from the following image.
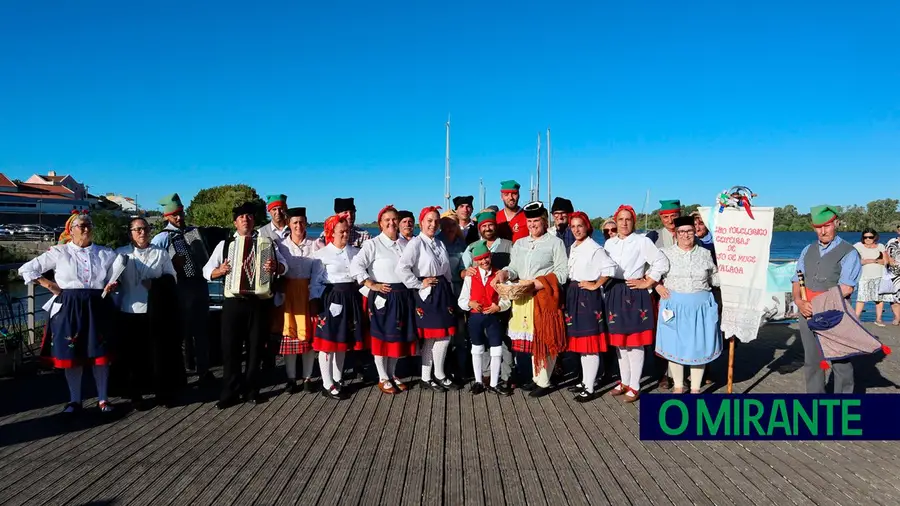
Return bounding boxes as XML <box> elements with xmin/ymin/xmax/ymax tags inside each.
<box><xmin>699</xmin><ymin>206</ymin><xmax>775</xmax><ymax>343</ymax></box>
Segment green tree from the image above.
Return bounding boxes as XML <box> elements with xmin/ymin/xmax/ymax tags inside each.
<box><xmin>91</xmin><ymin>210</ymin><xmax>131</xmax><ymax>248</ymax></box>
<box><xmin>186</xmin><ymin>184</ymin><xmax>266</xmax><ymax>228</ymax></box>
<box><xmin>866</xmin><ymin>199</ymin><xmax>899</xmax><ymax>232</ymax></box>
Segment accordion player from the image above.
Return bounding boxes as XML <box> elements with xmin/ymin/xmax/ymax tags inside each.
<box><xmin>223</xmin><ymin>235</ymin><xmax>277</xmax><ymax>299</ymax></box>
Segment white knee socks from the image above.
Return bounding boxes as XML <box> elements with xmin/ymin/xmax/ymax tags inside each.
<box><xmin>489</xmin><ymin>346</ymin><xmax>502</xmax><ymax>388</ymax></box>
<box><xmin>93</xmin><ymin>364</ymin><xmax>109</xmax><ymax>402</ymax></box>
<box><xmin>580</xmin><ymin>355</ymin><xmax>600</xmax><ymax>394</ymax></box>
<box><xmin>65</xmin><ymin>367</ymin><xmax>83</xmax><ymax>403</ymax></box>
<box><xmin>285</xmin><ymin>355</ymin><xmax>297</xmax><ymax>380</ymax></box>
<box><xmin>301</xmin><ymin>351</ymin><xmax>315</xmax><ymax>380</ymax></box>
<box><xmin>374</xmin><ymin>355</ymin><xmax>390</xmax><ymax>381</ymax></box>
<box><xmin>432</xmin><ymin>338</ymin><xmax>450</xmax><ymax>380</ymax></box>
<box><xmin>421</xmin><ymin>339</ymin><xmax>435</xmax><ymax>381</ymax></box>
<box><xmin>690</xmin><ymin>365</ymin><xmax>705</xmax><ymax>392</ymax></box>
<box><xmin>332</xmin><ymin>352</ymin><xmax>345</xmax><ymax>383</ymax></box>
<box><xmin>471</xmin><ymin>345</ymin><xmax>485</xmax><ymax>383</ymax></box>
<box><xmin>319</xmin><ymin>352</ymin><xmax>335</xmax><ymax>390</ymax></box>
<box><xmin>616</xmin><ymin>347</ymin><xmax>644</xmax><ymax>391</ymax></box>
<box><xmin>670</xmin><ymin>363</ymin><xmax>684</xmax><ymax>389</ymax></box>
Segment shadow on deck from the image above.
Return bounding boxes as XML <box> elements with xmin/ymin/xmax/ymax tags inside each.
<box><xmin>1</xmin><ymin>322</ymin><xmax>900</xmax><ymax>505</ymax></box>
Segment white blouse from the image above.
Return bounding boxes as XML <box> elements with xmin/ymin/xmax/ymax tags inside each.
<box><xmin>660</xmin><ymin>244</ymin><xmax>719</xmax><ymax>293</ymax></box>
<box><xmin>114</xmin><ymin>244</ymin><xmax>177</xmax><ymax>314</ymax></box>
<box><xmin>604</xmin><ymin>233</ymin><xmax>669</xmax><ymax>281</ymax></box>
<box><xmin>350</xmin><ymin>233</ymin><xmax>405</xmax><ymax>284</ymax></box>
<box><xmin>396</xmin><ymin>234</ymin><xmax>452</xmax><ymax>289</ymax></box>
<box><xmin>310</xmin><ymin>243</ymin><xmax>359</xmax><ymax>299</ymax></box>
<box><xmin>277</xmin><ymin>237</ymin><xmax>322</xmax><ymax>280</ymax></box>
<box><xmin>567</xmin><ymin>238</ymin><xmax>616</xmax><ymax>282</ymax></box>
<box><xmin>19</xmin><ymin>243</ymin><xmax>117</xmax><ymax>290</ymax></box>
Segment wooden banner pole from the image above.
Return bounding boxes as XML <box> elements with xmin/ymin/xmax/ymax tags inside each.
<box><xmin>726</xmin><ymin>337</ymin><xmax>736</xmax><ymax>394</ymax></box>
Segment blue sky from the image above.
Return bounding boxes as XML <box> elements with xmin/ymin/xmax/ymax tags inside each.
<box><xmin>1</xmin><ymin>1</ymin><xmax>897</xmax><ymax>222</ymax></box>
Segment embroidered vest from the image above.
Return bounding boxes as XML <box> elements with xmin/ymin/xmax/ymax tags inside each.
<box><xmin>470</xmin><ymin>270</ymin><xmax>499</xmax><ymax>309</ymax></box>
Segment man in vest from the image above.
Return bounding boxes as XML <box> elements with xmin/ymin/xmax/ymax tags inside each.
<box><xmin>152</xmin><ymin>193</ymin><xmax>215</xmax><ymax>386</ymax></box>
<box><xmin>791</xmin><ymin>205</ymin><xmax>861</xmax><ymax>393</ymax></box>
<box><xmin>496</xmin><ymin>180</ymin><xmax>528</xmax><ymax>243</ymax></box>
<box><xmin>550</xmin><ymin>197</ymin><xmax>576</xmax><ymax>255</ymax></box>
<box><xmin>453</xmin><ymin>195</ymin><xmax>480</xmax><ymax>245</ymax></box>
<box><xmin>461</xmin><ymin>210</ymin><xmax>514</xmax><ymax>385</ymax></box>
<box><xmin>458</xmin><ymin>241</ymin><xmax>513</xmax><ymax>396</ymax></box>
<box><xmin>645</xmin><ymin>199</ymin><xmax>681</xmax><ymax>390</ymax></box>
<box><xmin>258</xmin><ymin>194</ymin><xmax>290</xmax><ymax>241</ymax></box>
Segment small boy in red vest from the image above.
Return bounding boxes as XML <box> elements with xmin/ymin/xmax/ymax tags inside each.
<box><xmin>458</xmin><ymin>241</ymin><xmax>513</xmax><ymax>396</ymax></box>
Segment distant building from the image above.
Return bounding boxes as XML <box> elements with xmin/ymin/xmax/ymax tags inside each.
<box><xmin>0</xmin><ymin>170</ymin><xmax>114</xmax><ymax>225</ymax></box>
<box><xmin>105</xmin><ymin>194</ymin><xmax>138</xmax><ymax>212</ymax></box>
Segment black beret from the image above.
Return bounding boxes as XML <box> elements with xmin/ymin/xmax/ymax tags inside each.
<box><xmin>398</xmin><ymin>210</ymin><xmax>414</xmax><ymax>222</ymax></box>
<box><xmin>674</xmin><ymin>216</ymin><xmax>695</xmax><ymax>229</ymax></box>
<box><xmin>232</xmin><ymin>202</ymin><xmax>258</xmax><ymax>220</ymax></box>
<box><xmin>523</xmin><ymin>201</ymin><xmax>548</xmax><ymax>219</ymax></box>
<box><xmin>551</xmin><ymin>197</ymin><xmax>574</xmax><ymax>213</ymax></box>
<box><xmin>453</xmin><ymin>195</ymin><xmax>474</xmax><ymax>209</ymax></box>
<box><xmin>287</xmin><ymin>207</ymin><xmax>306</xmax><ymax>218</ymax></box>
<box><xmin>334</xmin><ymin>198</ymin><xmax>356</xmax><ymax>213</ymax></box>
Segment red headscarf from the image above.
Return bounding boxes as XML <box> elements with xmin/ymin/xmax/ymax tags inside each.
<box><xmin>324</xmin><ymin>211</ymin><xmax>350</xmax><ymax>245</ymax></box>
<box><xmin>377</xmin><ymin>204</ymin><xmax>398</xmax><ymax>228</ymax></box>
<box><xmin>614</xmin><ymin>205</ymin><xmax>636</xmax><ymax>225</ymax></box>
<box><xmin>419</xmin><ymin>206</ymin><xmax>441</xmax><ymax>224</ymax></box>
<box><xmin>568</xmin><ymin>211</ymin><xmax>593</xmax><ymax>237</ymax></box>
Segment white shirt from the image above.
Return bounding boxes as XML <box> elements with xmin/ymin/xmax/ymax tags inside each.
<box><xmin>310</xmin><ymin>243</ymin><xmax>359</xmax><ymax>299</ymax></box>
<box><xmin>398</xmin><ymin>234</ymin><xmax>413</xmax><ymax>248</ymax></box>
<box><xmin>396</xmin><ymin>234</ymin><xmax>452</xmax><ymax>289</ymax></box>
<box><xmin>568</xmin><ymin>238</ymin><xmax>616</xmax><ymax>282</ymax></box>
<box><xmin>604</xmin><ymin>233</ymin><xmax>669</xmax><ymax>281</ymax></box>
<box><xmin>19</xmin><ymin>242</ymin><xmax>117</xmax><ymax>289</ymax></box>
<box><xmin>114</xmin><ymin>244</ymin><xmax>178</xmax><ymax>314</ymax></box>
<box><xmin>202</xmin><ymin>232</ymin><xmax>289</xmax><ymax>281</ymax></box>
<box><xmin>458</xmin><ymin>267</ymin><xmax>512</xmax><ymax>312</ymax></box>
<box><xmin>350</xmin><ymin>233</ymin><xmax>405</xmax><ymax>285</ymax></box>
<box><xmin>258</xmin><ymin>222</ymin><xmax>290</xmax><ymax>242</ymax></box>
<box><xmin>276</xmin><ymin>236</ymin><xmax>322</xmax><ymax>280</ymax></box>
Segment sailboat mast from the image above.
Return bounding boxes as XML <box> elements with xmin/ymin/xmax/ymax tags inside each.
<box><xmin>535</xmin><ymin>132</ymin><xmax>541</xmax><ymax>202</ymax></box>
<box><xmin>444</xmin><ymin>116</ymin><xmax>451</xmax><ymax>210</ymax></box>
<box><xmin>546</xmin><ymin>128</ymin><xmax>551</xmax><ymax>205</ymax></box>
<box><xmin>479</xmin><ymin>178</ymin><xmax>485</xmax><ymax>211</ymax></box>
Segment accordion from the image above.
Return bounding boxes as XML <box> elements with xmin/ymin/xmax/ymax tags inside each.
<box><xmin>223</xmin><ymin>235</ymin><xmax>276</xmax><ymax>299</ymax></box>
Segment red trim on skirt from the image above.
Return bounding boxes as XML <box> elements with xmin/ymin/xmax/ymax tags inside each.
<box><xmin>566</xmin><ymin>334</ymin><xmax>608</xmax><ymax>354</ymax></box>
<box><xmin>370</xmin><ymin>336</ymin><xmax>416</xmax><ymax>358</ymax></box>
<box><xmin>417</xmin><ymin>326</ymin><xmax>456</xmax><ymax>339</ymax></box>
<box><xmin>511</xmin><ymin>339</ymin><xmax>533</xmax><ymax>353</ymax></box>
<box><xmin>313</xmin><ymin>337</ymin><xmax>352</xmax><ymax>353</ymax></box>
<box><xmin>609</xmin><ymin>330</ymin><xmax>654</xmax><ymax>348</ymax></box>
<box><xmin>353</xmin><ymin>334</ymin><xmax>370</xmax><ymax>351</ymax></box>
<box><xmin>52</xmin><ymin>355</ymin><xmax>110</xmax><ymax>369</ymax></box>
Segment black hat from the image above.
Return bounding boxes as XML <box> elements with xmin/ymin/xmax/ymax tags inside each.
<box><xmin>287</xmin><ymin>207</ymin><xmax>306</xmax><ymax>218</ymax></box>
<box><xmin>398</xmin><ymin>210</ymin><xmax>414</xmax><ymax>222</ymax></box>
<box><xmin>232</xmin><ymin>202</ymin><xmax>258</xmax><ymax>220</ymax></box>
<box><xmin>523</xmin><ymin>201</ymin><xmax>548</xmax><ymax>219</ymax></box>
<box><xmin>453</xmin><ymin>195</ymin><xmax>474</xmax><ymax>209</ymax></box>
<box><xmin>334</xmin><ymin>198</ymin><xmax>356</xmax><ymax>213</ymax></box>
<box><xmin>551</xmin><ymin>197</ymin><xmax>574</xmax><ymax>214</ymax></box>
<box><xmin>674</xmin><ymin>216</ymin><xmax>695</xmax><ymax>229</ymax></box>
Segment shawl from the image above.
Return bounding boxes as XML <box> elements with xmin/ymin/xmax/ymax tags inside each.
<box><xmin>809</xmin><ymin>286</ymin><xmax>891</xmax><ymax>369</ymax></box>
<box><xmin>532</xmin><ymin>273</ymin><xmax>566</xmax><ymax>373</ymax></box>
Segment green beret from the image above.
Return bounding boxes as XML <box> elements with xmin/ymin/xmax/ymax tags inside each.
<box><xmin>811</xmin><ymin>205</ymin><xmax>839</xmax><ymax>227</ymax></box>
<box><xmin>658</xmin><ymin>199</ymin><xmax>681</xmax><ymax>214</ymax></box>
<box><xmin>500</xmin><ymin>180</ymin><xmax>521</xmax><ymax>192</ymax></box>
<box><xmin>266</xmin><ymin>194</ymin><xmax>288</xmax><ymax>210</ymax></box>
<box><xmin>158</xmin><ymin>193</ymin><xmax>184</xmax><ymax>216</ymax></box>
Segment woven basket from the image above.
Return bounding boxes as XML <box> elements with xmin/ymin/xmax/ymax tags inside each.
<box><xmin>495</xmin><ymin>281</ymin><xmax>534</xmax><ymax>301</ymax></box>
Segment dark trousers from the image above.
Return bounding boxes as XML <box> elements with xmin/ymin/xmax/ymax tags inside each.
<box><xmin>117</xmin><ymin>313</ymin><xmax>151</xmax><ymax>401</ymax></box>
<box><xmin>220</xmin><ymin>298</ymin><xmax>267</xmax><ymax>402</ymax></box>
<box><xmin>798</xmin><ymin>316</ymin><xmax>854</xmax><ymax>393</ymax></box>
<box><xmin>514</xmin><ymin>351</ymin><xmax>533</xmax><ymax>385</ymax></box>
<box><xmin>179</xmin><ymin>278</ymin><xmax>211</xmax><ymax>373</ymax></box>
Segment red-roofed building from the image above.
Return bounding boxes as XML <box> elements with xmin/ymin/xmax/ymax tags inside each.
<box><xmin>0</xmin><ymin>171</ymin><xmax>95</xmax><ymax>225</ymax></box>
<box><xmin>25</xmin><ymin>170</ymin><xmax>87</xmax><ymax>199</ymax></box>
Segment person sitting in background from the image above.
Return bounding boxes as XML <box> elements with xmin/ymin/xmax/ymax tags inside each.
<box><xmin>854</xmin><ymin>227</ymin><xmax>888</xmax><ymax>326</ymax></box>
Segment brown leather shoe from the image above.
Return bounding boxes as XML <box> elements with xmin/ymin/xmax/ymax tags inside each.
<box><xmin>610</xmin><ymin>382</ymin><xmax>628</xmax><ymax>396</ymax></box>
<box><xmin>623</xmin><ymin>388</ymin><xmax>641</xmax><ymax>403</ymax></box>
<box><xmin>391</xmin><ymin>377</ymin><xmax>408</xmax><ymax>392</ymax></box>
<box><xmin>378</xmin><ymin>380</ymin><xmax>397</xmax><ymax>394</ymax></box>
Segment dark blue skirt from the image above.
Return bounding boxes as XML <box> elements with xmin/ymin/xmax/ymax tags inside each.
<box><xmin>414</xmin><ymin>277</ymin><xmax>457</xmax><ymax>339</ymax></box>
<box><xmin>48</xmin><ymin>289</ymin><xmax>114</xmax><ymax>368</ymax></box>
<box><xmin>564</xmin><ymin>281</ymin><xmax>609</xmax><ymax>353</ymax></box>
<box><xmin>368</xmin><ymin>283</ymin><xmax>417</xmax><ymax>357</ymax></box>
<box><xmin>314</xmin><ymin>282</ymin><xmax>364</xmax><ymax>352</ymax></box>
<box><xmin>606</xmin><ymin>279</ymin><xmax>655</xmax><ymax>347</ymax></box>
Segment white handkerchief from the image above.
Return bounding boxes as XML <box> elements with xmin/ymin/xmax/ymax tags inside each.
<box><xmin>42</xmin><ymin>295</ymin><xmax>63</xmax><ymax>318</ymax></box>
<box><xmin>41</xmin><ymin>295</ymin><xmax>57</xmax><ymax>313</ymax></box>
<box><xmin>374</xmin><ymin>296</ymin><xmax>387</xmax><ymax>310</ymax></box>
<box><xmin>329</xmin><ymin>303</ymin><xmax>343</xmax><ymax>317</ymax></box>
<box><xmin>418</xmin><ymin>286</ymin><xmax>432</xmax><ymax>301</ymax></box>
<box><xmin>662</xmin><ymin>309</ymin><xmax>675</xmax><ymax>322</ymax></box>
<box><xmin>359</xmin><ymin>285</ymin><xmax>371</xmax><ymax>298</ymax></box>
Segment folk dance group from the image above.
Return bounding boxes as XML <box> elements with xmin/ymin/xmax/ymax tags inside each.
<box><xmin>20</xmin><ymin>178</ymin><xmax>861</xmax><ymax>415</ymax></box>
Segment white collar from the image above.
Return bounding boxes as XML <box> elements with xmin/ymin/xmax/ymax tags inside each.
<box><xmin>377</xmin><ymin>233</ymin><xmax>399</xmax><ymax>248</ymax></box>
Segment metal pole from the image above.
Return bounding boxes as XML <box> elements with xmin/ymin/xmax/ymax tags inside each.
<box><xmin>445</xmin><ymin>116</ymin><xmax>451</xmax><ymax>210</ymax></box>
<box><xmin>479</xmin><ymin>178</ymin><xmax>484</xmax><ymax>211</ymax></box>
<box><xmin>535</xmin><ymin>133</ymin><xmax>541</xmax><ymax>202</ymax></box>
<box><xmin>547</xmin><ymin>128</ymin><xmax>551</xmax><ymax>205</ymax></box>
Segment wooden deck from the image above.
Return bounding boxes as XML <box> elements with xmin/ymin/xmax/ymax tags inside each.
<box><xmin>2</xmin><ymin>322</ymin><xmax>900</xmax><ymax>506</ymax></box>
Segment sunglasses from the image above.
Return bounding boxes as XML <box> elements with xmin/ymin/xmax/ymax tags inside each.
<box><xmin>604</xmin><ymin>227</ymin><xmax>616</xmax><ymax>232</ymax></box>
<box><xmin>72</xmin><ymin>224</ymin><xmax>92</xmax><ymax>230</ymax></box>
<box><xmin>864</xmin><ymin>236</ymin><xmax>876</xmax><ymax>240</ymax></box>
<box><xmin>131</xmin><ymin>227</ymin><xmax>148</xmax><ymax>233</ymax></box>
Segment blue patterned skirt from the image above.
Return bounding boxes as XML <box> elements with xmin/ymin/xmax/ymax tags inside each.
<box><xmin>48</xmin><ymin>289</ymin><xmax>114</xmax><ymax>368</ymax></box>
<box><xmin>606</xmin><ymin>279</ymin><xmax>655</xmax><ymax>347</ymax></box>
<box><xmin>564</xmin><ymin>282</ymin><xmax>609</xmax><ymax>353</ymax></box>
<box><xmin>368</xmin><ymin>283</ymin><xmax>417</xmax><ymax>357</ymax></box>
<box><xmin>414</xmin><ymin>277</ymin><xmax>457</xmax><ymax>339</ymax></box>
<box><xmin>655</xmin><ymin>290</ymin><xmax>721</xmax><ymax>365</ymax></box>
<box><xmin>314</xmin><ymin>282</ymin><xmax>365</xmax><ymax>352</ymax></box>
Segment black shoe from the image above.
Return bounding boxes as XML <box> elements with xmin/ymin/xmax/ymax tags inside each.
<box><xmin>198</xmin><ymin>371</ymin><xmax>217</xmax><ymax>388</ymax></box>
<box><xmin>435</xmin><ymin>376</ymin><xmax>462</xmax><ymax>391</ymax></box>
<box><xmin>419</xmin><ymin>379</ymin><xmax>446</xmax><ymax>392</ymax></box>
<box><xmin>567</xmin><ymin>382</ymin><xmax>586</xmax><ymax>393</ymax></box>
<box><xmin>574</xmin><ymin>390</ymin><xmax>600</xmax><ymax>403</ymax></box>
<box><xmin>304</xmin><ymin>380</ymin><xmax>317</xmax><ymax>393</ymax></box>
<box><xmin>528</xmin><ymin>386</ymin><xmax>552</xmax><ymax>398</ymax></box>
<box><xmin>321</xmin><ymin>386</ymin><xmax>346</xmax><ymax>400</ymax></box>
<box><xmin>216</xmin><ymin>398</ymin><xmax>239</xmax><ymax>410</ymax></box>
<box><xmin>285</xmin><ymin>381</ymin><xmax>300</xmax><ymax>394</ymax></box>
<box><xmin>61</xmin><ymin>402</ymin><xmax>82</xmax><ymax>417</ymax></box>
<box><xmin>520</xmin><ymin>382</ymin><xmax>537</xmax><ymax>392</ymax></box>
<box><xmin>470</xmin><ymin>382</ymin><xmax>486</xmax><ymax>395</ymax></box>
<box><xmin>244</xmin><ymin>391</ymin><xmax>263</xmax><ymax>405</ymax></box>
<box><xmin>489</xmin><ymin>383</ymin><xmax>514</xmax><ymax>397</ymax></box>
